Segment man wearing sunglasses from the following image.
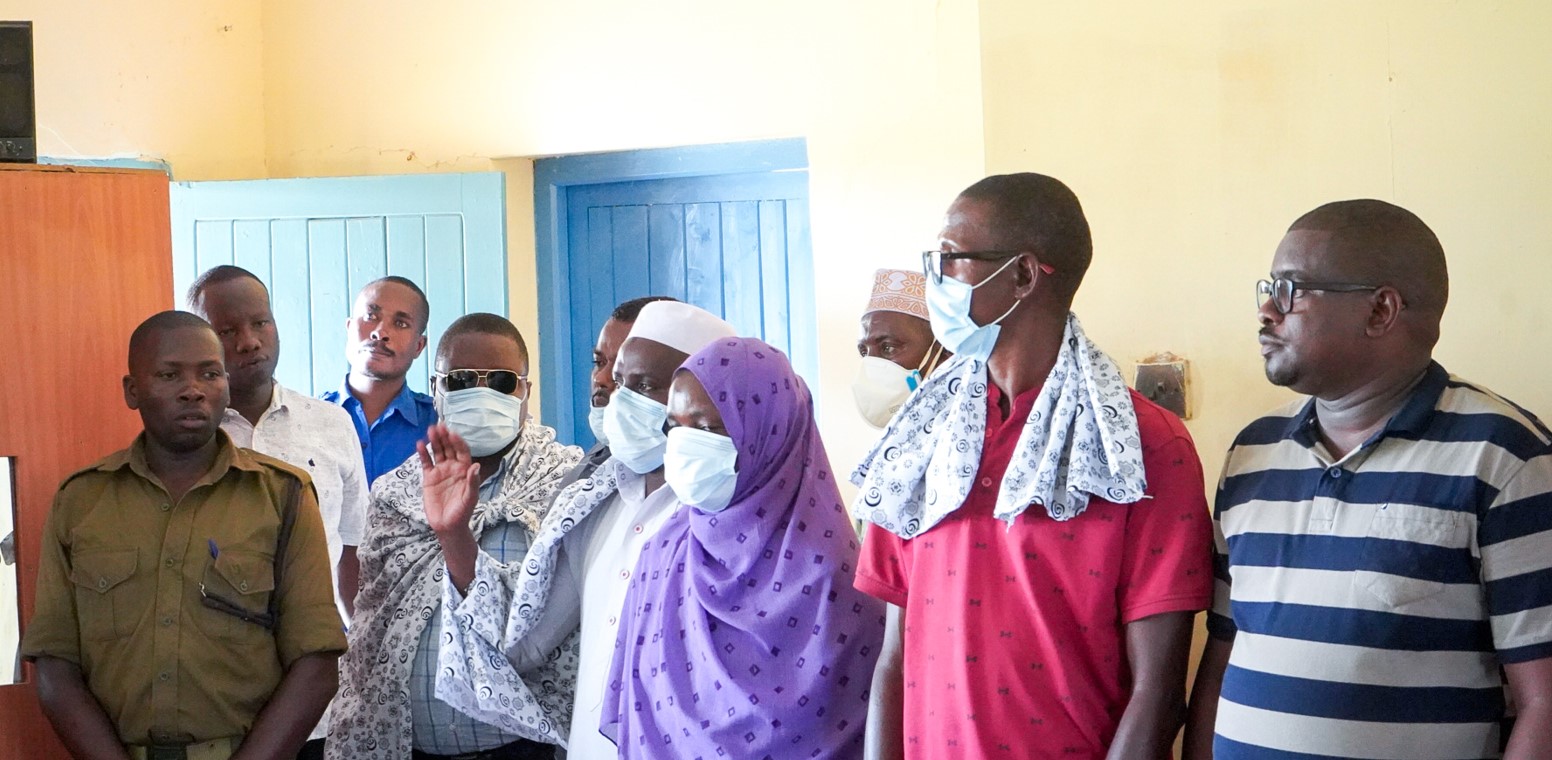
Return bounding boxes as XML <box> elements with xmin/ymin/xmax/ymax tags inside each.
<box><xmin>330</xmin><ymin>313</ymin><xmax>582</xmax><ymax>760</ymax></box>
<box><xmin>431</xmin><ymin>301</ymin><xmax>735</xmax><ymax>760</ymax></box>
<box><xmin>853</xmin><ymin>173</ymin><xmax>1214</xmax><ymax>759</ymax></box>
<box><xmin>1184</xmin><ymin>201</ymin><xmax>1552</xmax><ymax>760</ymax></box>
<box><xmin>186</xmin><ymin>266</ymin><xmax>370</xmax><ymax>760</ymax></box>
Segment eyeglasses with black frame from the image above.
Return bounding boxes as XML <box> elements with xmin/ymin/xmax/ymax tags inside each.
<box><xmin>434</xmin><ymin>368</ymin><xmax>529</xmax><ymax>397</ymax></box>
<box><xmin>921</xmin><ymin>250</ymin><xmax>1056</xmax><ymax>285</ymax></box>
<box><xmin>1255</xmin><ymin>277</ymin><xmax>1379</xmax><ymax>315</ymax></box>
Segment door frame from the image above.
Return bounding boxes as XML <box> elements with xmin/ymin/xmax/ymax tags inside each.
<box><xmin>534</xmin><ymin>137</ymin><xmax>808</xmax><ymax>440</ymax></box>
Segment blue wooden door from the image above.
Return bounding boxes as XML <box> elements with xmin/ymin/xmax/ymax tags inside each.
<box><xmin>555</xmin><ymin>170</ymin><xmax>815</xmax><ymax>447</ymax></box>
<box><xmin>169</xmin><ymin>173</ymin><xmax>507</xmax><ymax>397</ymax></box>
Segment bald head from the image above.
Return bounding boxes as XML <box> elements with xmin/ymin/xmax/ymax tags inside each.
<box><xmin>955</xmin><ymin>173</ymin><xmax>1092</xmax><ymax>303</ymax></box>
<box><xmin>1288</xmin><ymin>199</ymin><xmax>1449</xmax><ymax>320</ymax></box>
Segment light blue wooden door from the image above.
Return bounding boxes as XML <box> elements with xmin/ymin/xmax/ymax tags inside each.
<box><xmin>555</xmin><ymin>170</ymin><xmax>815</xmax><ymax>447</ymax></box>
<box><xmin>169</xmin><ymin>173</ymin><xmax>506</xmax><ymax>397</ymax></box>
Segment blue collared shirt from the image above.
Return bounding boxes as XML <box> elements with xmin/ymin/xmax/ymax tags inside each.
<box><xmin>320</xmin><ymin>375</ymin><xmax>438</xmax><ymax>486</ymax></box>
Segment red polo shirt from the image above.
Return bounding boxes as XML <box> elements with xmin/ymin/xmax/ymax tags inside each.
<box><xmin>856</xmin><ymin>383</ymin><xmax>1213</xmax><ymax>759</ymax></box>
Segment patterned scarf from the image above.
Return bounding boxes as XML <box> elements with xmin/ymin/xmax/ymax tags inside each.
<box><xmin>326</xmin><ymin>423</ymin><xmax>582</xmax><ymax>760</ymax></box>
<box><xmin>431</xmin><ymin>458</ymin><xmax>629</xmax><ymax>746</ymax></box>
<box><xmin>853</xmin><ymin>313</ymin><xmax>1147</xmax><ymax>538</ymax></box>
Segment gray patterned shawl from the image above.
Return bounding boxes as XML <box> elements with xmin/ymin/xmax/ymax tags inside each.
<box><xmin>852</xmin><ymin>313</ymin><xmax>1148</xmax><ymax>537</ymax></box>
<box><xmin>432</xmin><ymin>458</ymin><xmax>628</xmax><ymax>747</ymax></box>
<box><xmin>326</xmin><ymin>423</ymin><xmax>582</xmax><ymax>760</ymax></box>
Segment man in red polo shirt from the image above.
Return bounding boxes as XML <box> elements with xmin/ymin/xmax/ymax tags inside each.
<box><xmin>853</xmin><ymin>173</ymin><xmax>1213</xmax><ymax>759</ymax></box>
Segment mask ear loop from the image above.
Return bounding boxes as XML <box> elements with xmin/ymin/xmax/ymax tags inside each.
<box><xmin>981</xmin><ymin>254</ymin><xmax>1053</xmax><ymax>329</ymax></box>
<box><xmin>915</xmin><ymin>341</ymin><xmax>945</xmax><ymax>385</ymax></box>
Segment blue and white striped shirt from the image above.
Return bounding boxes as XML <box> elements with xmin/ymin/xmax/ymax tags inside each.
<box><xmin>1209</xmin><ymin>362</ymin><xmax>1552</xmax><ymax>759</ymax></box>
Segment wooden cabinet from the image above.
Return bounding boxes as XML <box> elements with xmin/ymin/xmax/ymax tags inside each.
<box><xmin>0</xmin><ymin>164</ymin><xmax>173</xmax><ymax>757</ymax></box>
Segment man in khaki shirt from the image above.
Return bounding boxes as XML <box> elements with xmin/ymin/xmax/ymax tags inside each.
<box><xmin>22</xmin><ymin>311</ymin><xmax>346</xmax><ymax>760</ymax></box>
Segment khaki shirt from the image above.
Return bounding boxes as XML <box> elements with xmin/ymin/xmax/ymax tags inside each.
<box><xmin>22</xmin><ymin>431</ymin><xmax>347</xmax><ymax>745</ymax></box>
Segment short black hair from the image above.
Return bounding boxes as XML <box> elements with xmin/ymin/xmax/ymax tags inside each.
<box><xmin>436</xmin><ymin>312</ymin><xmax>529</xmax><ymax>368</ymax></box>
<box><xmin>955</xmin><ymin>173</ymin><xmax>1092</xmax><ymax>303</ymax></box>
<box><xmin>1288</xmin><ymin>199</ymin><xmax>1449</xmax><ymax>319</ymax></box>
<box><xmin>128</xmin><ymin>311</ymin><xmax>215</xmax><ymax>372</ymax></box>
<box><xmin>610</xmin><ymin>295</ymin><xmax>678</xmax><ymax>323</ymax></box>
<box><xmin>186</xmin><ymin>265</ymin><xmax>267</xmax><ymax>311</ymax></box>
<box><xmin>364</xmin><ymin>275</ymin><xmax>431</xmax><ymax>333</ymax></box>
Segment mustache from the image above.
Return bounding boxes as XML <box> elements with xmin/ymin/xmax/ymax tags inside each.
<box><xmin>364</xmin><ymin>341</ymin><xmax>396</xmax><ymax>357</ymax></box>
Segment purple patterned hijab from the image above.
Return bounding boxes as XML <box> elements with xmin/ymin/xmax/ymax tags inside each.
<box><xmin>601</xmin><ymin>337</ymin><xmax>885</xmax><ymax>759</ymax></box>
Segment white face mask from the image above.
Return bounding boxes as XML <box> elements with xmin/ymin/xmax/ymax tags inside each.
<box><xmin>436</xmin><ymin>386</ymin><xmax>525</xmax><ymax>457</ymax></box>
<box><xmin>588</xmin><ymin>404</ymin><xmax>610</xmax><ymax>447</ymax></box>
<box><xmin>664</xmin><ymin>427</ymin><xmax>739</xmax><ymax>513</ymax></box>
<box><xmin>603</xmin><ymin>387</ymin><xmax>669</xmax><ymax>474</ymax></box>
<box><xmin>851</xmin><ymin>357</ymin><xmax>918</xmax><ymax>429</ymax></box>
<box><xmin>925</xmin><ymin>255</ymin><xmax>1023</xmax><ymax>360</ymax></box>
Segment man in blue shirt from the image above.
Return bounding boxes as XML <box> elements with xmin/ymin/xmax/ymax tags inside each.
<box><xmin>322</xmin><ymin>276</ymin><xmax>438</xmax><ymax>486</ymax></box>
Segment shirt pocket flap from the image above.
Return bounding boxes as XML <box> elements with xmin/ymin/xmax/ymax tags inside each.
<box><xmin>69</xmin><ymin>549</ymin><xmax>137</xmax><ymax>594</ymax></box>
<box><xmin>1359</xmin><ymin>508</ymin><xmax>1462</xmax><ymax>607</ymax></box>
<box><xmin>211</xmin><ymin>551</ymin><xmax>276</xmax><ymax>596</ymax></box>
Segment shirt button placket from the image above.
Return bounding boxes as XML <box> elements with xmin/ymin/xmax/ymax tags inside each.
<box><xmin>153</xmin><ymin>491</ymin><xmax>195</xmax><ymax>729</ymax></box>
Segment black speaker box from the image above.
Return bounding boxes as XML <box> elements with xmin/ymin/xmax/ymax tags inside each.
<box><xmin>0</xmin><ymin>21</ymin><xmax>36</xmax><ymax>163</ymax></box>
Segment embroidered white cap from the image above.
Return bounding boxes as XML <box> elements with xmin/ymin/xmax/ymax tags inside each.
<box><xmin>626</xmin><ymin>301</ymin><xmax>736</xmax><ymax>355</ymax></box>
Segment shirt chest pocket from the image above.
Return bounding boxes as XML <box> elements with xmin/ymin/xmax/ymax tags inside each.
<box><xmin>1357</xmin><ymin>508</ymin><xmax>1465</xmax><ymax>608</ymax></box>
<box><xmin>69</xmin><ymin>549</ymin><xmax>141</xmax><ymax>641</ymax></box>
<box><xmin>196</xmin><ymin>550</ymin><xmax>276</xmax><ymax>642</ymax></box>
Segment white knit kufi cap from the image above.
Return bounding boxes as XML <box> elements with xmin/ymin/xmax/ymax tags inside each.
<box><xmin>626</xmin><ymin>301</ymin><xmax>736</xmax><ymax>355</ymax></box>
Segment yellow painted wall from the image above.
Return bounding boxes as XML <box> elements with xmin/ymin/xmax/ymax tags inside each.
<box><xmin>23</xmin><ymin>0</ymin><xmax>1545</xmax><ymax>486</ymax></box>
<box><xmin>259</xmin><ymin>0</ymin><xmax>988</xmax><ymax>463</ymax></box>
<box><xmin>979</xmin><ymin>0</ymin><xmax>1552</xmax><ymax>481</ymax></box>
<box><xmin>12</xmin><ymin>0</ymin><xmax>266</xmax><ymax>179</ymax></box>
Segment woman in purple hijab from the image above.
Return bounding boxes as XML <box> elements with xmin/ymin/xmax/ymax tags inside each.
<box><xmin>601</xmin><ymin>337</ymin><xmax>885</xmax><ymax>759</ymax></box>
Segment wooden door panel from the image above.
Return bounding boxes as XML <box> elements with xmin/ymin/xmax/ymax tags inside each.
<box><xmin>0</xmin><ymin>164</ymin><xmax>174</xmax><ymax>759</ymax></box>
<box><xmin>170</xmin><ymin>173</ymin><xmax>507</xmax><ymax>397</ymax></box>
<box><xmin>559</xmin><ymin>170</ymin><xmax>815</xmax><ymax>447</ymax></box>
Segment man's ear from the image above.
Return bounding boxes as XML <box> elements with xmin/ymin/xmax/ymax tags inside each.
<box><xmin>1365</xmin><ymin>286</ymin><xmax>1407</xmax><ymax>337</ymax></box>
<box><xmin>1011</xmin><ymin>253</ymin><xmax>1042</xmax><ymax>299</ymax></box>
<box><xmin>413</xmin><ymin>333</ymin><xmax>429</xmax><ymax>359</ymax></box>
<box><xmin>123</xmin><ymin>374</ymin><xmax>139</xmax><ymax>410</ymax></box>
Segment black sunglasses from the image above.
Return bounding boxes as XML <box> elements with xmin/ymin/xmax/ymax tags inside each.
<box><xmin>434</xmin><ymin>368</ymin><xmax>529</xmax><ymax>396</ymax></box>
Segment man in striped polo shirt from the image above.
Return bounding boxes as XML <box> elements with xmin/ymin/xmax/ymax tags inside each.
<box><xmin>1184</xmin><ymin>200</ymin><xmax>1552</xmax><ymax>759</ymax></box>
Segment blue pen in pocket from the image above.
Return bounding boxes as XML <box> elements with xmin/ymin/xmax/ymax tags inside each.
<box><xmin>208</xmin><ymin>539</ymin><xmax>219</xmax><ymax>560</ymax></box>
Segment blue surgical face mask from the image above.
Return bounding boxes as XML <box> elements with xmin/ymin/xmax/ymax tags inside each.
<box><xmin>925</xmin><ymin>255</ymin><xmax>1023</xmax><ymax>360</ymax></box>
<box><xmin>664</xmin><ymin>427</ymin><xmax>739</xmax><ymax>513</ymax></box>
<box><xmin>436</xmin><ymin>386</ymin><xmax>525</xmax><ymax>457</ymax></box>
<box><xmin>588</xmin><ymin>404</ymin><xmax>609</xmax><ymax>447</ymax></box>
<box><xmin>603</xmin><ymin>388</ymin><xmax>669</xmax><ymax>474</ymax></box>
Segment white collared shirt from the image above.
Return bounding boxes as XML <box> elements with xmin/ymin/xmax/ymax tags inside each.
<box><xmin>222</xmin><ymin>383</ymin><xmax>369</xmax><ymax>612</ymax></box>
<box><xmin>561</xmin><ymin>468</ymin><xmax>679</xmax><ymax>757</ymax></box>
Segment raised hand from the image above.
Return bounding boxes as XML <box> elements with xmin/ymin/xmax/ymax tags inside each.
<box><xmin>418</xmin><ymin>423</ymin><xmax>481</xmax><ymax>536</ymax></box>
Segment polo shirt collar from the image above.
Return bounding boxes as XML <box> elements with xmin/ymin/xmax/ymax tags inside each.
<box><xmin>1283</xmin><ymin>360</ymin><xmax>1450</xmax><ymax>447</ymax></box>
